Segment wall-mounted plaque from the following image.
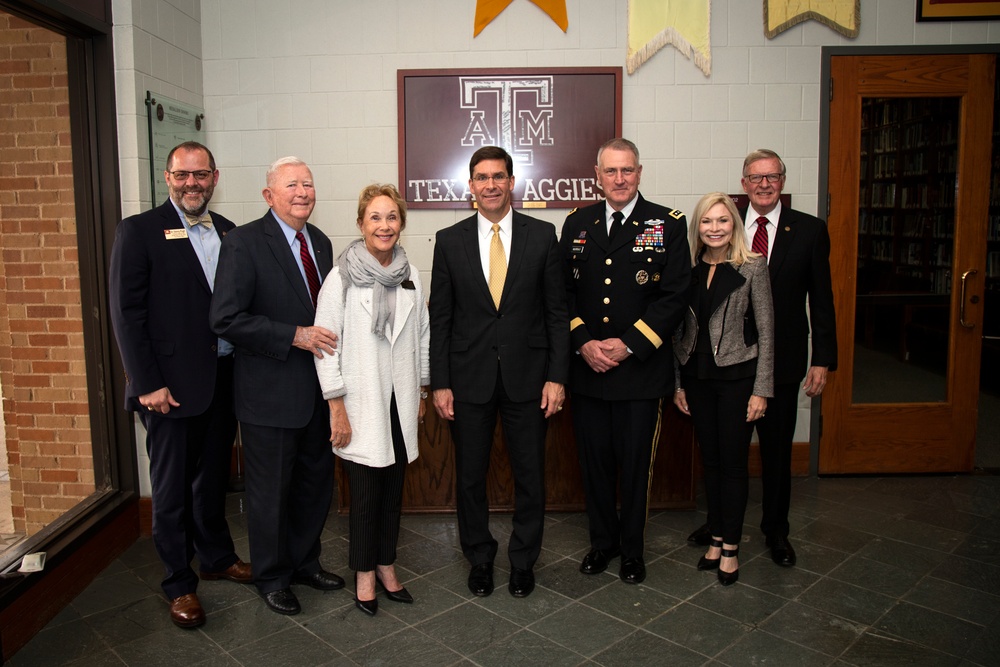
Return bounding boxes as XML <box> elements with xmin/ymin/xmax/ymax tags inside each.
<box><xmin>398</xmin><ymin>67</ymin><xmax>622</xmax><ymax>209</ymax></box>
<box><xmin>146</xmin><ymin>91</ymin><xmax>205</xmax><ymax>208</ymax></box>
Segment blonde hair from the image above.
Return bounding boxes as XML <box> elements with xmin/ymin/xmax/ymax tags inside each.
<box><xmin>688</xmin><ymin>192</ymin><xmax>759</xmax><ymax>267</ymax></box>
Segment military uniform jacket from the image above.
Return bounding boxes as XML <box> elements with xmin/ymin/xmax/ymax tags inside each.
<box><xmin>560</xmin><ymin>193</ymin><xmax>691</xmax><ymax>400</ymax></box>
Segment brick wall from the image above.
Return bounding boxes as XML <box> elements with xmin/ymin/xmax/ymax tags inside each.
<box><xmin>0</xmin><ymin>12</ymin><xmax>95</xmax><ymax>536</ymax></box>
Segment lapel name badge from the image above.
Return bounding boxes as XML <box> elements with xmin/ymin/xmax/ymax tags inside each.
<box><xmin>164</xmin><ymin>228</ymin><xmax>188</xmax><ymax>240</ymax></box>
<box><xmin>401</xmin><ymin>280</ymin><xmax>415</xmax><ymax>290</ymax></box>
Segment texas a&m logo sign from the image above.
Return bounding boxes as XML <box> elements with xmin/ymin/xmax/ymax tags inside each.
<box><xmin>398</xmin><ymin>68</ymin><xmax>622</xmax><ymax>209</ymax></box>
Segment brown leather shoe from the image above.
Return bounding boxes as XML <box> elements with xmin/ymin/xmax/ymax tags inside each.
<box><xmin>169</xmin><ymin>593</ymin><xmax>205</xmax><ymax>628</ymax></box>
<box><xmin>200</xmin><ymin>559</ymin><xmax>253</xmax><ymax>584</ymax></box>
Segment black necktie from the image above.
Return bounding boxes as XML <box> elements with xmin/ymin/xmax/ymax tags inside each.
<box><xmin>609</xmin><ymin>211</ymin><xmax>624</xmax><ymax>241</ymax></box>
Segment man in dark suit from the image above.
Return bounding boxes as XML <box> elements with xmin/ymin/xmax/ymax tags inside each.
<box><xmin>210</xmin><ymin>156</ymin><xmax>344</xmax><ymax>616</ymax></box>
<box><xmin>109</xmin><ymin>141</ymin><xmax>252</xmax><ymax>628</ymax></box>
<box><xmin>687</xmin><ymin>149</ymin><xmax>837</xmax><ymax>567</ymax></box>
<box><xmin>561</xmin><ymin>138</ymin><xmax>690</xmax><ymax>585</ymax></box>
<box><xmin>430</xmin><ymin>146</ymin><xmax>569</xmax><ymax>599</ymax></box>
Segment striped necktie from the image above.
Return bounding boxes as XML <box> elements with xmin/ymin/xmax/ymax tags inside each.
<box><xmin>295</xmin><ymin>231</ymin><xmax>321</xmax><ymax>308</ymax></box>
<box><xmin>752</xmin><ymin>216</ymin><xmax>769</xmax><ymax>259</ymax></box>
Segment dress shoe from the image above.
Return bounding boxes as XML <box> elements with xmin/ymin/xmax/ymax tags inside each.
<box><xmin>200</xmin><ymin>558</ymin><xmax>253</xmax><ymax>584</ymax></box>
<box><xmin>375</xmin><ymin>574</ymin><xmax>414</xmax><ymax>603</ymax></box>
<box><xmin>169</xmin><ymin>593</ymin><xmax>205</xmax><ymax>628</ymax></box>
<box><xmin>687</xmin><ymin>523</ymin><xmax>713</xmax><ymax>547</ymax></box>
<box><xmin>619</xmin><ymin>557</ymin><xmax>646</xmax><ymax>584</ymax></box>
<box><xmin>291</xmin><ymin>569</ymin><xmax>346</xmax><ymax>591</ymax></box>
<box><xmin>355</xmin><ymin>572</ymin><xmax>378</xmax><ymax>616</ymax></box>
<box><xmin>579</xmin><ymin>548</ymin><xmax>619</xmax><ymax>575</ymax></box>
<box><xmin>467</xmin><ymin>562</ymin><xmax>494</xmax><ymax>597</ymax></box>
<box><xmin>697</xmin><ymin>538</ymin><xmax>724</xmax><ymax>571</ymax></box>
<box><xmin>766</xmin><ymin>535</ymin><xmax>797</xmax><ymax>567</ymax></box>
<box><xmin>508</xmin><ymin>567</ymin><xmax>535</xmax><ymax>598</ymax></box>
<box><xmin>718</xmin><ymin>546</ymin><xmax>740</xmax><ymax>586</ymax></box>
<box><xmin>263</xmin><ymin>588</ymin><xmax>301</xmax><ymax>615</ymax></box>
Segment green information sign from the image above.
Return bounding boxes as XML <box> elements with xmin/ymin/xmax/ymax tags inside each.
<box><xmin>146</xmin><ymin>91</ymin><xmax>205</xmax><ymax>207</ymax></box>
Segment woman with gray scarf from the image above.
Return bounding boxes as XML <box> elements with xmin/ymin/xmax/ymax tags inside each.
<box><xmin>314</xmin><ymin>184</ymin><xmax>430</xmax><ymax>615</ymax></box>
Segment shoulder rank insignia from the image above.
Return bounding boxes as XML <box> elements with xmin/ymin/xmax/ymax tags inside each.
<box><xmin>668</xmin><ymin>209</ymin><xmax>684</xmax><ymax>219</ymax></box>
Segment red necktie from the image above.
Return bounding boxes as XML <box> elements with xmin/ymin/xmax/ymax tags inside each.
<box><xmin>752</xmin><ymin>216</ymin><xmax>769</xmax><ymax>259</ymax></box>
<box><xmin>295</xmin><ymin>231</ymin><xmax>321</xmax><ymax>307</ymax></box>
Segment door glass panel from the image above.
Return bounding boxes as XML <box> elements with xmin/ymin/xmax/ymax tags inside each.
<box><xmin>853</xmin><ymin>97</ymin><xmax>959</xmax><ymax>404</ymax></box>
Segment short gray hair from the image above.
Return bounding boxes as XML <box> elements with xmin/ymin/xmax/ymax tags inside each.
<box><xmin>266</xmin><ymin>156</ymin><xmax>309</xmax><ymax>187</ymax></box>
<box><xmin>596</xmin><ymin>138</ymin><xmax>640</xmax><ymax>166</ymax></box>
<box><xmin>742</xmin><ymin>149</ymin><xmax>786</xmax><ymax>177</ymax></box>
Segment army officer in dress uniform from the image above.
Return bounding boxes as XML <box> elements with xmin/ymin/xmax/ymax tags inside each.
<box><xmin>559</xmin><ymin>138</ymin><xmax>691</xmax><ymax>585</ymax></box>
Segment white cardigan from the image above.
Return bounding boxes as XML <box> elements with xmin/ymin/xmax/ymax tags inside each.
<box><xmin>314</xmin><ymin>265</ymin><xmax>430</xmax><ymax>468</ymax></box>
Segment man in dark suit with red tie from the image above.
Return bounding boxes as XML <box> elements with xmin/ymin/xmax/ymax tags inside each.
<box><xmin>688</xmin><ymin>149</ymin><xmax>837</xmax><ymax>567</ymax></box>
<box><xmin>109</xmin><ymin>141</ymin><xmax>252</xmax><ymax>628</ymax></box>
<box><xmin>429</xmin><ymin>146</ymin><xmax>569</xmax><ymax>599</ymax></box>
<box><xmin>210</xmin><ymin>157</ymin><xmax>344</xmax><ymax>616</ymax></box>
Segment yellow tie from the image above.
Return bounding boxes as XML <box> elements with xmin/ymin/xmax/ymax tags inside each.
<box><xmin>488</xmin><ymin>223</ymin><xmax>506</xmax><ymax>309</ymax></box>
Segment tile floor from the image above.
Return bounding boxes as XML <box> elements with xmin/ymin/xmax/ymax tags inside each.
<box><xmin>9</xmin><ymin>474</ymin><xmax>1000</xmax><ymax>666</ymax></box>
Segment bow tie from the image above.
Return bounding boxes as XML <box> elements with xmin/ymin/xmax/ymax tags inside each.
<box><xmin>185</xmin><ymin>212</ymin><xmax>212</xmax><ymax>229</ymax></box>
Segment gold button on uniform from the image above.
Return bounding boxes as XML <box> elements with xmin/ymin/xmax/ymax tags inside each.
<box><xmin>605</xmin><ymin>258</ymin><xmax>612</xmax><ymax>265</ymax></box>
<box><xmin>602</xmin><ymin>317</ymin><xmax>610</xmax><ymax>323</ymax></box>
<box><xmin>604</xmin><ymin>278</ymin><xmax>611</xmax><ymax>285</ymax></box>
<box><xmin>603</xmin><ymin>297</ymin><xmax>610</xmax><ymax>304</ymax></box>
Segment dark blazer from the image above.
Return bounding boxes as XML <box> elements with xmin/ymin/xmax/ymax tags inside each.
<box><xmin>560</xmin><ymin>193</ymin><xmax>691</xmax><ymax>399</ymax></box>
<box><xmin>741</xmin><ymin>206</ymin><xmax>837</xmax><ymax>384</ymax></box>
<box><xmin>209</xmin><ymin>210</ymin><xmax>334</xmax><ymax>428</ymax></box>
<box><xmin>429</xmin><ymin>210</ymin><xmax>570</xmax><ymax>403</ymax></box>
<box><xmin>109</xmin><ymin>200</ymin><xmax>236</xmax><ymax>417</ymax></box>
<box><xmin>674</xmin><ymin>257</ymin><xmax>775</xmax><ymax>398</ymax></box>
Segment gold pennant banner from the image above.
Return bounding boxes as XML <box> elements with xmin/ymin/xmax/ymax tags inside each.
<box><xmin>627</xmin><ymin>0</ymin><xmax>711</xmax><ymax>76</ymax></box>
<box><xmin>475</xmin><ymin>0</ymin><xmax>568</xmax><ymax>37</ymax></box>
<box><xmin>764</xmin><ymin>0</ymin><xmax>859</xmax><ymax>39</ymax></box>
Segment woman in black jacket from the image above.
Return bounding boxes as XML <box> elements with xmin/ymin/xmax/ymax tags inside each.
<box><xmin>674</xmin><ymin>192</ymin><xmax>774</xmax><ymax>585</ymax></box>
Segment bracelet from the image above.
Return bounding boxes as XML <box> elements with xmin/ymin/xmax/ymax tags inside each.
<box><xmin>675</xmin><ymin>388</ymin><xmax>684</xmax><ymax>393</ymax></box>
<box><xmin>419</xmin><ymin>390</ymin><xmax>429</xmax><ymax>399</ymax></box>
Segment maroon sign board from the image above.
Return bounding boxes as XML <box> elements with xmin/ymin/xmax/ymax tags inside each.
<box><xmin>397</xmin><ymin>67</ymin><xmax>623</xmax><ymax>209</ymax></box>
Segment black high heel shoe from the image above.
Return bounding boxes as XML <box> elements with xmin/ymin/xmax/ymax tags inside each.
<box><xmin>376</xmin><ymin>573</ymin><xmax>414</xmax><ymax>604</ymax></box>
<box><xmin>697</xmin><ymin>538</ymin><xmax>724</xmax><ymax>571</ymax></box>
<box><xmin>718</xmin><ymin>546</ymin><xmax>740</xmax><ymax>586</ymax></box>
<box><xmin>354</xmin><ymin>572</ymin><xmax>378</xmax><ymax>616</ymax></box>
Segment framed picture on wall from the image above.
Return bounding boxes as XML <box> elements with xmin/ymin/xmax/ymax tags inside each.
<box><xmin>397</xmin><ymin>67</ymin><xmax>622</xmax><ymax>209</ymax></box>
<box><xmin>916</xmin><ymin>0</ymin><xmax>1000</xmax><ymax>21</ymax></box>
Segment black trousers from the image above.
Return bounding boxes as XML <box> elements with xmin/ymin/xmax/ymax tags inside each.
<box><xmin>451</xmin><ymin>371</ymin><xmax>547</xmax><ymax>571</ymax></box>
<box><xmin>685</xmin><ymin>375</ymin><xmax>755</xmax><ymax>545</ymax></box>
<box><xmin>572</xmin><ymin>394</ymin><xmax>662</xmax><ymax>559</ymax></box>
<box><xmin>342</xmin><ymin>393</ymin><xmax>408</xmax><ymax>572</ymax></box>
<box><xmin>240</xmin><ymin>392</ymin><xmax>334</xmax><ymax>594</ymax></box>
<box><xmin>754</xmin><ymin>382</ymin><xmax>799</xmax><ymax>539</ymax></box>
<box><xmin>140</xmin><ymin>355</ymin><xmax>238</xmax><ymax>600</ymax></box>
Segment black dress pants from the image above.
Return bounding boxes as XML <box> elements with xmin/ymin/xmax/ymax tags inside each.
<box><xmin>141</xmin><ymin>355</ymin><xmax>238</xmax><ymax>600</ymax></box>
<box><xmin>451</xmin><ymin>371</ymin><xmax>547</xmax><ymax>571</ymax></box>
<box><xmin>685</xmin><ymin>375</ymin><xmax>755</xmax><ymax>545</ymax></box>
<box><xmin>572</xmin><ymin>394</ymin><xmax>662</xmax><ymax>559</ymax></box>
<box><xmin>754</xmin><ymin>382</ymin><xmax>799</xmax><ymax>539</ymax></box>
<box><xmin>240</xmin><ymin>393</ymin><xmax>334</xmax><ymax>594</ymax></box>
<box><xmin>342</xmin><ymin>393</ymin><xmax>408</xmax><ymax>571</ymax></box>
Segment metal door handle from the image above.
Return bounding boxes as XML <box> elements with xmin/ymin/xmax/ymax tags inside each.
<box><xmin>960</xmin><ymin>269</ymin><xmax>977</xmax><ymax>329</ymax></box>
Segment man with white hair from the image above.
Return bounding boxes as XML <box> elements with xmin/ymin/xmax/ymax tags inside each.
<box><xmin>211</xmin><ymin>157</ymin><xmax>343</xmax><ymax>615</ymax></box>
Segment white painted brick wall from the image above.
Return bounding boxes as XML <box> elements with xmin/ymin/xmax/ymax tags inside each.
<box><xmin>114</xmin><ymin>0</ymin><xmax>1000</xmax><ymax>450</ymax></box>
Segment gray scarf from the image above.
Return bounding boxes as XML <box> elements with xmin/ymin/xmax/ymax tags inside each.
<box><xmin>336</xmin><ymin>239</ymin><xmax>410</xmax><ymax>339</ymax></box>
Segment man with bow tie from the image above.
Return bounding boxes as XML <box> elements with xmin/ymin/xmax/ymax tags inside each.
<box><xmin>109</xmin><ymin>141</ymin><xmax>252</xmax><ymax>629</ymax></box>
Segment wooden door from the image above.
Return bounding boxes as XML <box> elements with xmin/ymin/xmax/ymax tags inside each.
<box><xmin>822</xmin><ymin>54</ymin><xmax>994</xmax><ymax>473</ymax></box>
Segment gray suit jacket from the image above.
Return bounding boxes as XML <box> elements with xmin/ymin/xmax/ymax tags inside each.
<box><xmin>210</xmin><ymin>210</ymin><xmax>334</xmax><ymax>428</ymax></box>
<box><xmin>674</xmin><ymin>256</ymin><xmax>775</xmax><ymax>397</ymax></box>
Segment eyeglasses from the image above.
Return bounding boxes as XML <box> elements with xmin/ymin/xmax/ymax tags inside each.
<box><xmin>168</xmin><ymin>170</ymin><xmax>214</xmax><ymax>182</ymax></box>
<box><xmin>600</xmin><ymin>167</ymin><xmax>637</xmax><ymax>178</ymax></box>
<box><xmin>744</xmin><ymin>173</ymin><xmax>784</xmax><ymax>184</ymax></box>
<box><xmin>472</xmin><ymin>173</ymin><xmax>510</xmax><ymax>184</ymax></box>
